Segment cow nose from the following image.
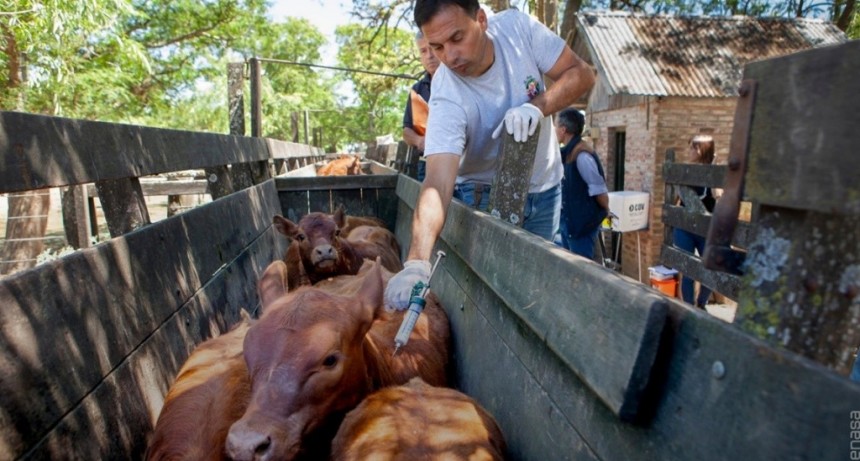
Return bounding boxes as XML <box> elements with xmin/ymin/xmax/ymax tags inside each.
<box><xmin>226</xmin><ymin>423</ymin><xmax>273</xmax><ymax>461</ymax></box>
<box><xmin>314</xmin><ymin>244</ymin><xmax>335</xmax><ymax>258</ymax></box>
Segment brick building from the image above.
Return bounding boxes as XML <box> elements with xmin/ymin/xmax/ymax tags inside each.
<box><xmin>571</xmin><ymin>11</ymin><xmax>845</xmax><ymax>282</ymax></box>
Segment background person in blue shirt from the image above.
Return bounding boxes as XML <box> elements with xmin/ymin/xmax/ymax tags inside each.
<box><xmin>555</xmin><ymin>108</ymin><xmax>610</xmax><ymax>259</ymax></box>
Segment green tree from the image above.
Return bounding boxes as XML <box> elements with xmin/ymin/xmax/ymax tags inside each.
<box><xmin>1</xmin><ymin>0</ymin><xmax>142</xmax><ymax>114</ymax></box>
<box><xmin>238</xmin><ymin>18</ymin><xmax>340</xmax><ymax>142</ymax></box>
<box><xmin>1</xmin><ymin>0</ymin><xmax>280</xmax><ymax>121</ymax></box>
<box><xmin>334</xmin><ymin>23</ymin><xmax>420</xmax><ymax>148</ymax></box>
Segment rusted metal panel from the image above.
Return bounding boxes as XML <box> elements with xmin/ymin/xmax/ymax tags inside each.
<box><xmin>576</xmin><ymin>12</ymin><xmax>846</xmax><ymax>98</ymax></box>
<box><xmin>703</xmin><ymin>79</ymin><xmax>756</xmax><ymax>275</ymax></box>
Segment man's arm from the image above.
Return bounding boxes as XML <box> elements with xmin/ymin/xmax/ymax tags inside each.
<box><xmin>406</xmin><ymin>153</ymin><xmax>460</xmax><ymax>261</ymax></box>
<box><xmin>529</xmin><ymin>46</ymin><xmax>595</xmax><ymax>117</ymax></box>
<box><xmin>596</xmin><ymin>192</ymin><xmax>609</xmax><ymax>211</ymax></box>
<box><xmin>577</xmin><ymin>153</ymin><xmax>610</xmax><ymax>212</ymax></box>
<box><xmin>402</xmin><ymin>127</ymin><xmax>425</xmax><ymax>151</ymax></box>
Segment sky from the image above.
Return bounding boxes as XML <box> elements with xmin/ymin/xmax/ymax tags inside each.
<box><xmin>267</xmin><ymin>0</ymin><xmax>358</xmax><ymax>65</ymax></box>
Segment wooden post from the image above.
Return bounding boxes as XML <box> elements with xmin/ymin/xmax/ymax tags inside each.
<box><xmin>405</xmin><ymin>146</ymin><xmax>420</xmax><ymax>179</ymax></box>
<box><xmin>394</xmin><ymin>141</ymin><xmax>409</xmax><ymax>173</ymax></box>
<box><xmin>250</xmin><ymin>58</ymin><xmax>262</xmax><ymax>138</ymax></box>
<box><xmin>94</xmin><ymin>177</ymin><xmax>151</xmax><ymax>237</ymax></box>
<box><xmin>488</xmin><ymin>124</ymin><xmax>540</xmax><ymax>227</ymax></box>
<box><xmin>228</xmin><ymin>60</ymin><xmax>254</xmax><ymax>191</ymax></box>
<box><xmin>303</xmin><ymin>110</ymin><xmax>310</xmax><ymax>145</ymax></box>
<box><xmin>206</xmin><ymin>62</ymin><xmax>243</xmax><ymax>199</ymax></box>
<box><xmin>247</xmin><ymin>58</ymin><xmax>271</xmax><ymax>184</ymax></box>
<box><xmin>720</xmin><ymin>41</ymin><xmax>860</xmax><ymax>375</ymax></box>
<box><xmin>290</xmin><ymin>111</ymin><xmax>300</xmax><ymax>142</ymax></box>
<box><xmin>61</xmin><ymin>185</ymin><xmax>91</xmax><ymax>249</ymax></box>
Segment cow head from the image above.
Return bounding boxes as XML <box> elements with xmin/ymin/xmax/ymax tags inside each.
<box><xmin>346</xmin><ymin>156</ymin><xmax>361</xmax><ymax>175</ymax></box>
<box><xmin>225</xmin><ymin>260</ymin><xmax>385</xmax><ymax>461</ymax></box>
<box><xmin>273</xmin><ymin>212</ymin><xmax>349</xmax><ymax>277</ymax></box>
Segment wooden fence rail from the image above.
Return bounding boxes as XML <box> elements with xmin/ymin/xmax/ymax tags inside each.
<box><xmin>0</xmin><ymin>111</ymin><xmax>326</xmax><ymax>274</ymax></box>
<box><xmin>660</xmin><ymin>149</ymin><xmax>752</xmax><ymax>301</ymax></box>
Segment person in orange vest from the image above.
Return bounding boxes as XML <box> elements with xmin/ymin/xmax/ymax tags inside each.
<box><xmin>402</xmin><ymin>31</ymin><xmax>439</xmax><ymax>181</ymax></box>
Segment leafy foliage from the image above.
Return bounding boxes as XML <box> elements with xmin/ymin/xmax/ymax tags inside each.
<box><xmin>332</xmin><ymin>23</ymin><xmax>420</xmax><ymax>149</ymax></box>
<box><xmin>2</xmin><ymin>0</ymin><xmax>854</xmax><ymax>155</ymax></box>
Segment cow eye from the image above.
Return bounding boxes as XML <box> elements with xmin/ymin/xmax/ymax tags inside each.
<box><xmin>322</xmin><ymin>354</ymin><xmax>338</xmax><ymax>368</ymax></box>
<box><xmin>334</xmin><ymin>228</ymin><xmax>341</xmax><ymax>237</ymax></box>
<box><xmin>295</xmin><ymin>233</ymin><xmax>306</xmax><ymax>242</ymax></box>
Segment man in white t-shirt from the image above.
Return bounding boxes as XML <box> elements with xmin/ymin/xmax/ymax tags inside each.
<box><xmin>384</xmin><ymin>0</ymin><xmax>595</xmax><ymax>310</ymax></box>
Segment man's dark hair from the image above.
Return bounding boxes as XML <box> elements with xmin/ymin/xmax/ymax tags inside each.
<box><xmin>414</xmin><ymin>0</ymin><xmax>480</xmax><ymax>28</ymax></box>
<box><xmin>557</xmin><ymin>108</ymin><xmax>585</xmax><ymax>137</ymax></box>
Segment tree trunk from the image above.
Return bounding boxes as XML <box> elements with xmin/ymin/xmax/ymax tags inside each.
<box><xmin>536</xmin><ymin>0</ymin><xmax>558</xmax><ymax>30</ymax></box>
<box><xmin>560</xmin><ymin>0</ymin><xmax>584</xmax><ymax>45</ymax></box>
<box><xmin>835</xmin><ymin>0</ymin><xmax>856</xmax><ymax>31</ymax></box>
<box><xmin>0</xmin><ymin>190</ymin><xmax>51</xmax><ymax>276</ymax></box>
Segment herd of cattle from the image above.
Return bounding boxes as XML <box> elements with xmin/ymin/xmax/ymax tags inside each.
<box><xmin>146</xmin><ymin>204</ymin><xmax>508</xmax><ymax>460</ymax></box>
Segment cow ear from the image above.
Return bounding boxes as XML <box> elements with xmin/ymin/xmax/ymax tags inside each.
<box><xmin>355</xmin><ymin>259</ymin><xmax>385</xmax><ymax>326</ymax></box>
<box><xmin>273</xmin><ymin>215</ymin><xmax>299</xmax><ymax>238</ymax></box>
<box><xmin>333</xmin><ymin>206</ymin><xmax>347</xmax><ymax>229</ymax></box>
<box><xmin>258</xmin><ymin>261</ymin><xmax>288</xmax><ymax>313</ymax></box>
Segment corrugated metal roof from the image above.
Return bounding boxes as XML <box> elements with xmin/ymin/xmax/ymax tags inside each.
<box><xmin>577</xmin><ymin>11</ymin><xmax>847</xmax><ymax>97</ymax></box>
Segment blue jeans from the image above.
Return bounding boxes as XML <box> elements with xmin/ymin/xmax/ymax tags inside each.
<box><xmin>454</xmin><ymin>182</ymin><xmax>560</xmax><ymax>241</ymax></box>
<box><xmin>673</xmin><ymin>228</ymin><xmax>712</xmax><ymax>307</ymax></box>
<box><xmin>556</xmin><ymin>220</ymin><xmax>598</xmax><ymax>259</ymax></box>
<box><xmin>416</xmin><ymin>159</ymin><xmax>426</xmax><ymax>182</ymax></box>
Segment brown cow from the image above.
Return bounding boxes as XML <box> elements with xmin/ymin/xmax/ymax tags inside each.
<box><xmin>225</xmin><ymin>259</ymin><xmax>451</xmax><ymax>461</ymax></box>
<box><xmin>146</xmin><ymin>312</ymin><xmax>254</xmax><ymax>461</ymax></box>
<box><xmin>332</xmin><ymin>205</ymin><xmax>388</xmax><ymax>237</ymax></box>
<box><xmin>331</xmin><ymin>377</ymin><xmax>507</xmax><ymax>460</ymax></box>
<box><xmin>273</xmin><ymin>209</ymin><xmax>401</xmax><ymax>289</ymax></box>
<box><xmin>317</xmin><ymin>155</ymin><xmax>362</xmax><ymax>176</ymax></box>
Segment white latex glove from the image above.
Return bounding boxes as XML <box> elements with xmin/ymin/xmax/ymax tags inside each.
<box><xmin>384</xmin><ymin>260</ymin><xmax>431</xmax><ymax>311</ymax></box>
<box><xmin>491</xmin><ymin>102</ymin><xmax>543</xmax><ymax>143</ymax></box>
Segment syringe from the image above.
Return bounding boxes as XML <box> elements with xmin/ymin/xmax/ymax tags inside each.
<box><xmin>393</xmin><ymin>250</ymin><xmax>446</xmax><ymax>355</ymax></box>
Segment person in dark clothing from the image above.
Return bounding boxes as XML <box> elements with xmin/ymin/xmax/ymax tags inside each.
<box><xmin>673</xmin><ymin>134</ymin><xmax>719</xmax><ymax>308</ymax></box>
<box><xmin>402</xmin><ymin>31</ymin><xmax>439</xmax><ymax>181</ymax></box>
<box><xmin>554</xmin><ymin>108</ymin><xmax>610</xmax><ymax>259</ymax></box>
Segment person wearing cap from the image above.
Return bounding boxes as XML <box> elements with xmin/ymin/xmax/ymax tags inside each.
<box><xmin>554</xmin><ymin>108</ymin><xmax>610</xmax><ymax>259</ymax></box>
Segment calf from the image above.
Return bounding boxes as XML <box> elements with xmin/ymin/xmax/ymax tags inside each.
<box><xmin>331</xmin><ymin>377</ymin><xmax>507</xmax><ymax>461</ymax></box>
<box><xmin>273</xmin><ymin>209</ymin><xmax>401</xmax><ymax>289</ymax></box>
<box><xmin>226</xmin><ymin>259</ymin><xmax>450</xmax><ymax>461</ymax></box>
<box><xmin>146</xmin><ymin>312</ymin><xmax>254</xmax><ymax>461</ymax></box>
<box><xmin>317</xmin><ymin>155</ymin><xmax>362</xmax><ymax>176</ymax></box>
<box><xmin>332</xmin><ymin>205</ymin><xmax>387</xmax><ymax>236</ymax></box>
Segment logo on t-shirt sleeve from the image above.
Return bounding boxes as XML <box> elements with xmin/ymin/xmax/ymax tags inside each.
<box><xmin>524</xmin><ymin>76</ymin><xmax>541</xmax><ymax>99</ymax></box>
